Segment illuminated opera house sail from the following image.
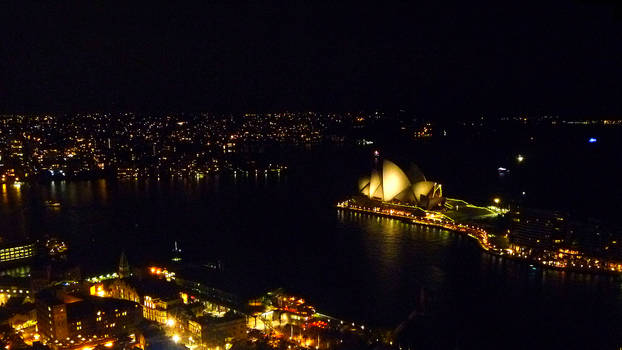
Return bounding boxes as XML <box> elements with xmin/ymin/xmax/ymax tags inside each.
<box><xmin>358</xmin><ymin>159</ymin><xmax>444</xmax><ymax>209</ymax></box>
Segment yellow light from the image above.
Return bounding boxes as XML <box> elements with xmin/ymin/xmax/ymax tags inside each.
<box><xmin>172</xmin><ymin>334</ymin><xmax>180</xmax><ymax>343</ymax></box>
<box><xmin>517</xmin><ymin>154</ymin><xmax>524</xmax><ymax>162</ymax></box>
<box><xmin>104</xmin><ymin>341</ymin><xmax>114</xmax><ymax>347</ymax></box>
<box><xmin>166</xmin><ymin>318</ymin><xmax>175</xmax><ymax>327</ymax></box>
<box><xmin>493</xmin><ymin>198</ymin><xmax>500</xmax><ymax>204</ymax></box>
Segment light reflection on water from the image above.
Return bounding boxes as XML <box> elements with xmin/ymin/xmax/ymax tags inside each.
<box><xmin>0</xmin><ymin>177</ymin><xmax>621</xmax><ymax>348</ymax></box>
<box><xmin>337</xmin><ymin>210</ymin><xmax>622</xmax><ymax>348</ymax></box>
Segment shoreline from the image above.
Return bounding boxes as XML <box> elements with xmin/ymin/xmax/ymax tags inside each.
<box><xmin>337</xmin><ymin>203</ymin><xmax>622</xmax><ymax>277</ymax></box>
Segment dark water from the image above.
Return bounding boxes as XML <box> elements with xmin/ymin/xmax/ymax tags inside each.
<box><xmin>1</xmin><ymin>133</ymin><xmax>622</xmax><ymax>349</ymax></box>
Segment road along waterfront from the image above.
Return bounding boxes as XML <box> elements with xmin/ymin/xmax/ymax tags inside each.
<box><xmin>337</xmin><ymin>199</ymin><xmax>622</xmax><ymax>275</ymax></box>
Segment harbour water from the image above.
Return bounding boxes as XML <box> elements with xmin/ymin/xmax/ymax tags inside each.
<box><xmin>1</xmin><ymin>136</ymin><xmax>622</xmax><ymax>349</ymax></box>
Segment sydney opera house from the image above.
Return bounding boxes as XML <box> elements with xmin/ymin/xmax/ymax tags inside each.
<box><xmin>358</xmin><ymin>159</ymin><xmax>445</xmax><ymax>210</ymax></box>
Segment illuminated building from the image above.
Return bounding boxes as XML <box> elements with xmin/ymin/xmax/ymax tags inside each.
<box><xmin>187</xmin><ymin>313</ymin><xmax>247</xmax><ymax>349</ymax></box>
<box><xmin>8</xmin><ymin>306</ymin><xmax>38</xmax><ymax>334</ymax></box>
<box><xmin>105</xmin><ymin>276</ymin><xmax>181</xmax><ymax>325</ymax></box>
<box><xmin>0</xmin><ymin>242</ymin><xmax>36</xmax><ymax>264</ymax></box>
<box><xmin>35</xmin><ymin>287</ymin><xmax>141</xmax><ymax>349</ymax></box>
<box><xmin>509</xmin><ymin>209</ymin><xmax>567</xmax><ymax>250</ymax></box>
<box><xmin>358</xmin><ymin>158</ymin><xmax>444</xmax><ymax>209</ymax></box>
<box><xmin>0</xmin><ymin>276</ymin><xmax>32</xmax><ymax>304</ymax></box>
<box><xmin>143</xmin><ymin>295</ymin><xmax>181</xmax><ymax>324</ymax></box>
<box><xmin>106</xmin><ymin>279</ymin><xmax>140</xmax><ymax>304</ymax></box>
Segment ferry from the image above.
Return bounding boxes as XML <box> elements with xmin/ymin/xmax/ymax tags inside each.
<box><xmin>44</xmin><ymin>200</ymin><xmax>61</xmax><ymax>207</ymax></box>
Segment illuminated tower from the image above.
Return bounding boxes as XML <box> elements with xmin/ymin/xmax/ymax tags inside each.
<box><xmin>118</xmin><ymin>251</ymin><xmax>130</xmax><ymax>278</ymax></box>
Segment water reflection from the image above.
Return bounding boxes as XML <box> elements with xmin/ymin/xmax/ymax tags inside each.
<box><xmin>0</xmin><ymin>176</ymin><xmax>620</xmax><ymax>348</ymax></box>
<box><xmin>338</xmin><ymin>210</ymin><xmax>622</xmax><ymax>348</ymax></box>
<box><xmin>0</xmin><ymin>183</ymin><xmax>7</xmax><ymax>206</ymax></box>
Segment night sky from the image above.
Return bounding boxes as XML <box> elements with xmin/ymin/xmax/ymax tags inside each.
<box><xmin>1</xmin><ymin>1</ymin><xmax>620</xmax><ymax>116</ymax></box>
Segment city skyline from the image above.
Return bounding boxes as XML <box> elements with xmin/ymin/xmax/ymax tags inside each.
<box><xmin>0</xmin><ymin>2</ymin><xmax>621</xmax><ymax>350</ymax></box>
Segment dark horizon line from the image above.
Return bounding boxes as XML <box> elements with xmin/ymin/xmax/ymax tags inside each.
<box><xmin>0</xmin><ymin>109</ymin><xmax>620</xmax><ymax>121</ymax></box>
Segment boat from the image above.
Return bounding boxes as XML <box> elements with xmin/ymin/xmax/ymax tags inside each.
<box><xmin>44</xmin><ymin>200</ymin><xmax>61</xmax><ymax>207</ymax></box>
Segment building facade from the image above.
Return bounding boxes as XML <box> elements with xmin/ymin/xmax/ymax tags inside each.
<box><xmin>35</xmin><ymin>288</ymin><xmax>141</xmax><ymax>349</ymax></box>
<box><xmin>0</xmin><ymin>242</ymin><xmax>35</xmax><ymax>264</ymax></box>
<box><xmin>188</xmin><ymin>314</ymin><xmax>247</xmax><ymax>349</ymax></box>
<box><xmin>509</xmin><ymin>209</ymin><xmax>567</xmax><ymax>250</ymax></box>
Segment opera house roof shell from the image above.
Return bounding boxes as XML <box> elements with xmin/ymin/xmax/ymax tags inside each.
<box><xmin>358</xmin><ymin>159</ymin><xmax>444</xmax><ymax>209</ymax></box>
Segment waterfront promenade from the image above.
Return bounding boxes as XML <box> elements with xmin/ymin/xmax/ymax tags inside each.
<box><xmin>337</xmin><ymin>200</ymin><xmax>622</xmax><ymax>275</ymax></box>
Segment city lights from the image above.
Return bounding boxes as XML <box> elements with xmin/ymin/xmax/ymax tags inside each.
<box><xmin>0</xmin><ymin>2</ymin><xmax>618</xmax><ymax>349</ymax></box>
<box><xmin>339</xmin><ymin>181</ymin><xmax>622</xmax><ymax>275</ymax></box>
